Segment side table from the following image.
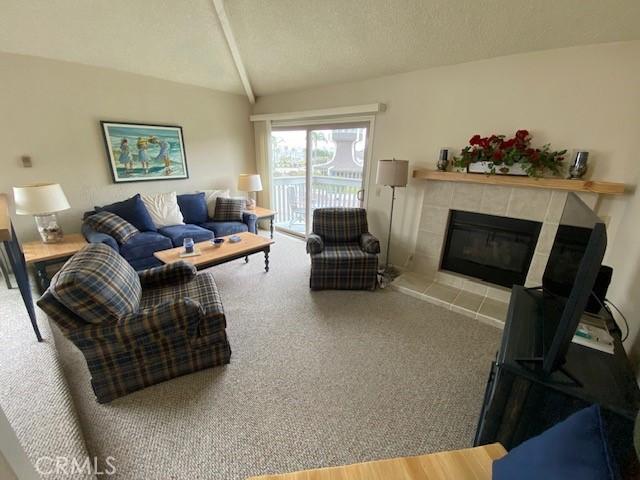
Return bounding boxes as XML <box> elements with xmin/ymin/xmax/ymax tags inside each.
<box><xmin>250</xmin><ymin>207</ymin><xmax>277</xmax><ymax>239</ymax></box>
<box><xmin>23</xmin><ymin>233</ymin><xmax>88</xmax><ymax>293</ymax></box>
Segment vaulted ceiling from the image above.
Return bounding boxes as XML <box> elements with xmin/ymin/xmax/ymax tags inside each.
<box><xmin>0</xmin><ymin>0</ymin><xmax>244</xmax><ymax>94</ymax></box>
<box><xmin>1</xmin><ymin>0</ymin><xmax>640</xmax><ymax>98</ymax></box>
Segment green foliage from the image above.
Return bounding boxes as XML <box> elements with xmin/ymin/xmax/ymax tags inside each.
<box><xmin>452</xmin><ymin>131</ymin><xmax>566</xmax><ymax>178</ymax></box>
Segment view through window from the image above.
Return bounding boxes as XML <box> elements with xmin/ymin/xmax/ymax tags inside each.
<box><xmin>271</xmin><ymin>126</ymin><xmax>368</xmax><ymax>234</ymax></box>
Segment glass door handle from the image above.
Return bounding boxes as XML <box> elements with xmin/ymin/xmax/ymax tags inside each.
<box><xmin>357</xmin><ymin>189</ymin><xmax>365</xmax><ymax>202</ymax></box>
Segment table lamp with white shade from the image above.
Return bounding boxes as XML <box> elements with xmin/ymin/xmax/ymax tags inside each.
<box><xmin>237</xmin><ymin>174</ymin><xmax>263</xmax><ymax>210</ymax></box>
<box><xmin>376</xmin><ymin>159</ymin><xmax>409</xmax><ymax>275</ymax></box>
<box><xmin>13</xmin><ymin>183</ymin><xmax>70</xmax><ymax>243</ymax></box>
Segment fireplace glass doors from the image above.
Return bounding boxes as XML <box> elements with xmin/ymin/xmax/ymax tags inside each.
<box><xmin>440</xmin><ymin>210</ymin><xmax>542</xmax><ymax>288</ymax></box>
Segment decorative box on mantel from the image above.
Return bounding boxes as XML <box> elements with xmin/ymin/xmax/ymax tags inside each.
<box><xmin>391</xmin><ymin>170</ymin><xmax>626</xmax><ymax>329</ymax></box>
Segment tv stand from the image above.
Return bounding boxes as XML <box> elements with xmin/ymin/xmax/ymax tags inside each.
<box><xmin>514</xmin><ymin>358</ymin><xmax>582</xmax><ymax>388</ymax></box>
<box><xmin>475</xmin><ymin>285</ymin><xmax>640</xmax><ymax>474</ymax></box>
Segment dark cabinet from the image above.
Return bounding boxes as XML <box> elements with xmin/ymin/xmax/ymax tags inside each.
<box><xmin>474</xmin><ymin>287</ymin><xmax>640</xmax><ymax>476</ymax></box>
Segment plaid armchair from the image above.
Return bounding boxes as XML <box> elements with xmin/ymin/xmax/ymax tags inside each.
<box><xmin>37</xmin><ymin>243</ymin><xmax>231</xmax><ymax>403</ymax></box>
<box><xmin>307</xmin><ymin>208</ymin><xmax>380</xmax><ymax>290</ymax></box>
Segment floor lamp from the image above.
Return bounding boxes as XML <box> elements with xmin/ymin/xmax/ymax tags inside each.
<box><xmin>376</xmin><ymin>159</ymin><xmax>409</xmax><ymax>277</ymax></box>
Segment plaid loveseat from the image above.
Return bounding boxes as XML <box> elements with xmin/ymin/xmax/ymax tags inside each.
<box><xmin>37</xmin><ymin>243</ymin><xmax>231</xmax><ymax>403</ymax></box>
<box><xmin>306</xmin><ymin>208</ymin><xmax>380</xmax><ymax>290</ymax></box>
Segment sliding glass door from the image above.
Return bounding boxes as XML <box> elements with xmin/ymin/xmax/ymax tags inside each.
<box><xmin>271</xmin><ymin>123</ymin><xmax>369</xmax><ymax>236</ymax></box>
<box><xmin>271</xmin><ymin>129</ymin><xmax>307</xmax><ymax>234</ymax></box>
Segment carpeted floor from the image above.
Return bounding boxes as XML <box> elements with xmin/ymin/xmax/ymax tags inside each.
<box><xmin>6</xmin><ymin>232</ymin><xmax>501</xmax><ymax>479</ymax></box>
<box><xmin>0</xmin><ymin>269</ymin><xmax>94</xmax><ymax>479</ymax></box>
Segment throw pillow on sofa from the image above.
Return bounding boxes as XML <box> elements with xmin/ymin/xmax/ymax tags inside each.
<box><xmin>85</xmin><ymin>211</ymin><xmax>139</xmax><ymax>244</ymax></box>
<box><xmin>200</xmin><ymin>189</ymin><xmax>230</xmax><ymax>219</ymax></box>
<box><xmin>141</xmin><ymin>192</ymin><xmax>185</xmax><ymax>228</ymax></box>
<box><xmin>177</xmin><ymin>192</ymin><xmax>208</xmax><ymax>224</ymax></box>
<box><xmin>493</xmin><ymin>404</ymin><xmax>618</xmax><ymax>480</ymax></box>
<box><xmin>213</xmin><ymin>197</ymin><xmax>245</xmax><ymax>222</ymax></box>
<box><xmin>96</xmin><ymin>193</ymin><xmax>157</xmax><ymax>232</ymax></box>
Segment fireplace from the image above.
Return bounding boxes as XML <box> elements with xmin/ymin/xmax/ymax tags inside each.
<box><xmin>440</xmin><ymin>210</ymin><xmax>542</xmax><ymax>288</ymax></box>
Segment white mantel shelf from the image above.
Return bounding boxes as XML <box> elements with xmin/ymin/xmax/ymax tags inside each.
<box><xmin>412</xmin><ymin>169</ymin><xmax>625</xmax><ymax>195</ymax></box>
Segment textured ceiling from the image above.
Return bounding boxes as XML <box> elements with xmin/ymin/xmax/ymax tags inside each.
<box><xmin>1</xmin><ymin>1</ymin><xmax>640</xmax><ymax>97</ymax></box>
<box><xmin>226</xmin><ymin>0</ymin><xmax>640</xmax><ymax>95</ymax></box>
<box><xmin>0</xmin><ymin>0</ymin><xmax>244</xmax><ymax>94</ymax></box>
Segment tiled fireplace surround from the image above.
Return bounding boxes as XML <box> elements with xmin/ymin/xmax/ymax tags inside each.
<box><xmin>392</xmin><ymin>180</ymin><xmax>598</xmax><ymax>328</ymax></box>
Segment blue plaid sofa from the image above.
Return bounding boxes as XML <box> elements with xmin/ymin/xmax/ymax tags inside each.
<box><xmin>37</xmin><ymin>243</ymin><xmax>231</xmax><ymax>403</ymax></box>
<box><xmin>306</xmin><ymin>208</ymin><xmax>380</xmax><ymax>290</ymax></box>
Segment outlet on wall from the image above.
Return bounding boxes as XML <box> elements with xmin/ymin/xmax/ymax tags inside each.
<box><xmin>20</xmin><ymin>155</ymin><xmax>32</xmax><ymax>168</ymax></box>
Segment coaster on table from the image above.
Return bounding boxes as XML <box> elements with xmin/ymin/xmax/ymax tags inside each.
<box><xmin>229</xmin><ymin>235</ymin><xmax>241</xmax><ymax>243</ymax></box>
<box><xmin>179</xmin><ymin>249</ymin><xmax>201</xmax><ymax>258</ymax></box>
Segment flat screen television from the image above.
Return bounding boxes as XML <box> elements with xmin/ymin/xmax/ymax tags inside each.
<box><xmin>539</xmin><ymin>192</ymin><xmax>607</xmax><ymax>373</ymax></box>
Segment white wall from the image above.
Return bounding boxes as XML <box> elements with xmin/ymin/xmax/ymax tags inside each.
<box><xmin>253</xmin><ymin>41</ymin><xmax>640</xmax><ymax>362</ymax></box>
<box><xmin>0</xmin><ymin>51</ymin><xmax>255</xmax><ymax>240</ymax></box>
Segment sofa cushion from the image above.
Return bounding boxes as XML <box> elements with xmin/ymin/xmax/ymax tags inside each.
<box><xmin>96</xmin><ymin>194</ymin><xmax>157</xmax><ymax>232</ymax></box>
<box><xmin>120</xmin><ymin>231</ymin><xmax>173</xmax><ymax>262</ymax></box>
<box><xmin>177</xmin><ymin>192</ymin><xmax>208</xmax><ymax>225</ymax></box>
<box><xmin>493</xmin><ymin>405</ymin><xmax>617</xmax><ymax>480</ymax></box>
<box><xmin>141</xmin><ymin>192</ymin><xmax>184</xmax><ymax>228</ymax></box>
<box><xmin>200</xmin><ymin>189</ymin><xmax>230</xmax><ymax>219</ymax></box>
<box><xmin>84</xmin><ymin>211</ymin><xmax>139</xmax><ymax>244</ymax></box>
<box><xmin>50</xmin><ymin>243</ymin><xmax>141</xmax><ymax>324</ymax></box>
<box><xmin>213</xmin><ymin>197</ymin><xmax>245</xmax><ymax>222</ymax></box>
<box><xmin>199</xmin><ymin>221</ymin><xmax>248</xmax><ymax>237</ymax></box>
<box><xmin>157</xmin><ymin>224</ymin><xmax>214</xmax><ymax>247</ymax></box>
<box><xmin>312</xmin><ymin>208</ymin><xmax>368</xmax><ymax>242</ymax></box>
<box><xmin>312</xmin><ymin>243</ymin><xmax>377</xmax><ymax>264</ymax></box>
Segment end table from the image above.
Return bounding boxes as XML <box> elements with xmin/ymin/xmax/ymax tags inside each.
<box><xmin>250</xmin><ymin>207</ymin><xmax>277</xmax><ymax>239</ymax></box>
<box><xmin>23</xmin><ymin>233</ymin><xmax>87</xmax><ymax>293</ymax></box>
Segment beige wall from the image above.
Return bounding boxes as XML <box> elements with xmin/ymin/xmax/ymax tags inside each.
<box><xmin>254</xmin><ymin>41</ymin><xmax>640</xmax><ymax>360</ymax></box>
<box><xmin>0</xmin><ymin>52</ymin><xmax>254</xmax><ymax>240</ymax></box>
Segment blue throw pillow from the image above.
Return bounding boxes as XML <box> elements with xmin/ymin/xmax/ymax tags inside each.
<box><xmin>96</xmin><ymin>194</ymin><xmax>157</xmax><ymax>232</ymax></box>
<box><xmin>177</xmin><ymin>192</ymin><xmax>208</xmax><ymax>224</ymax></box>
<box><xmin>493</xmin><ymin>405</ymin><xmax>618</xmax><ymax>480</ymax></box>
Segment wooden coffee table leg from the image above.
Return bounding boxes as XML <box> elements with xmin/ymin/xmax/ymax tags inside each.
<box><xmin>264</xmin><ymin>248</ymin><xmax>270</xmax><ymax>272</ymax></box>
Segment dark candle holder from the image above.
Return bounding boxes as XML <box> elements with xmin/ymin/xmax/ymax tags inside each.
<box><xmin>437</xmin><ymin>148</ymin><xmax>449</xmax><ymax>171</ymax></box>
<box><xmin>569</xmin><ymin>151</ymin><xmax>589</xmax><ymax>179</ymax></box>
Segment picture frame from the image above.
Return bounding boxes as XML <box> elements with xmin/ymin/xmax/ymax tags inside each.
<box><xmin>100</xmin><ymin>121</ymin><xmax>189</xmax><ymax>183</ymax></box>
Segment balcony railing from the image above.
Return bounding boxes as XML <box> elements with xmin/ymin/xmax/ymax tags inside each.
<box><xmin>272</xmin><ymin>175</ymin><xmax>361</xmax><ymax>230</ymax></box>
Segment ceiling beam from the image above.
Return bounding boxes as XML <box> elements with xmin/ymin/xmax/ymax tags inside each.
<box><xmin>212</xmin><ymin>0</ymin><xmax>255</xmax><ymax>104</ymax></box>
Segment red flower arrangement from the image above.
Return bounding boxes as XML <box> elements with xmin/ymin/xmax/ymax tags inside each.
<box><xmin>452</xmin><ymin>130</ymin><xmax>566</xmax><ymax>177</ymax></box>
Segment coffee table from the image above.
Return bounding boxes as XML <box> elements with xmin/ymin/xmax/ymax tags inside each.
<box><xmin>154</xmin><ymin>232</ymin><xmax>274</xmax><ymax>272</ymax></box>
